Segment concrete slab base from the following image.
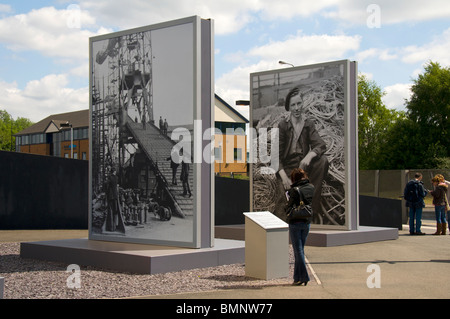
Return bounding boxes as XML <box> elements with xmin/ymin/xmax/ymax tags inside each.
<box><xmin>306</xmin><ymin>226</ymin><xmax>398</xmax><ymax>247</ymax></box>
<box><xmin>216</xmin><ymin>225</ymin><xmax>398</xmax><ymax>247</ymax></box>
<box><xmin>19</xmin><ymin>225</ymin><xmax>397</xmax><ymax>275</ymax></box>
<box><xmin>20</xmin><ymin>238</ymin><xmax>245</xmax><ymax>275</ymax></box>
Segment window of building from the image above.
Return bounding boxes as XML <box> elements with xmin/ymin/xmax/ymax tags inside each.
<box><xmin>63</xmin><ymin>130</ymin><xmax>72</xmax><ymax>141</ymax></box>
<box><xmin>214</xmin><ymin>147</ymin><xmax>222</xmax><ymax>161</ymax></box>
<box><xmin>30</xmin><ymin>133</ymin><xmax>45</xmax><ymax>144</ymax></box>
<box><xmin>234</xmin><ymin>148</ymin><xmax>242</xmax><ymax>161</ymax></box>
<box><xmin>81</xmin><ymin>127</ymin><xmax>88</xmax><ymax>139</ymax></box>
<box><xmin>52</xmin><ymin>132</ymin><xmax>61</xmax><ymax>157</ymax></box>
<box><xmin>65</xmin><ymin>127</ymin><xmax>88</xmax><ymax>141</ymax></box>
<box><xmin>215</xmin><ymin>122</ymin><xmax>246</xmax><ymax>135</ymax></box>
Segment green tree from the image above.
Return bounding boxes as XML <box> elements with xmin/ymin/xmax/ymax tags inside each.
<box><xmin>0</xmin><ymin>109</ymin><xmax>33</xmax><ymax>151</ymax></box>
<box><xmin>405</xmin><ymin>61</ymin><xmax>450</xmax><ymax>165</ymax></box>
<box><xmin>375</xmin><ymin>61</ymin><xmax>450</xmax><ymax>169</ymax></box>
<box><xmin>358</xmin><ymin>74</ymin><xmax>402</xmax><ymax>169</ymax></box>
<box><xmin>407</xmin><ymin>61</ymin><xmax>450</xmax><ymax>130</ymax></box>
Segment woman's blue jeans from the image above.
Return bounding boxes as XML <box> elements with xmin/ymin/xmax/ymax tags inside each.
<box><xmin>289</xmin><ymin>221</ymin><xmax>310</xmax><ymax>283</ymax></box>
<box><xmin>435</xmin><ymin>205</ymin><xmax>447</xmax><ymax>223</ymax></box>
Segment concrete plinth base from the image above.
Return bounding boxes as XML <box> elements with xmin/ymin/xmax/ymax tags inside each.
<box><xmin>20</xmin><ymin>238</ymin><xmax>245</xmax><ymax>275</ymax></box>
<box><xmin>216</xmin><ymin>225</ymin><xmax>398</xmax><ymax>247</ymax></box>
<box><xmin>306</xmin><ymin>226</ymin><xmax>398</xmax><ymax>247</ymax></box>
<box><xmin>20</xmin><ymin>226</ymin><xmax>397</xmax><ymax>275</ymax></box>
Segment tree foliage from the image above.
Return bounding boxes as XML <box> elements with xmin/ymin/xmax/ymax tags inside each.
<box><xmin>357</xmin><ymin>74</ymin><xmax>402</xmax><ymax>169</ymax></box>
<box><xmin>380</xmin><ymin>61</ymin><xmax>450</xmax><ymax>169</ymax></box>
<box><xmin>0</xmin><ymin>110</ymin><xmax>34</xmax><ymax>151</ymax></box>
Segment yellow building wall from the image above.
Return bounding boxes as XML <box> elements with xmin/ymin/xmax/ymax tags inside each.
<box><xmin>214</xmin><ymin>133</ymin><xmax>247</xmax><ymax>176</ymax></box>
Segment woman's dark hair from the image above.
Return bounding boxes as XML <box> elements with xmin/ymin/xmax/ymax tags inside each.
<box><xmin>290</xmin><ymin>168</ymin><xmax>308</xmax><ymax>183</ymax></box>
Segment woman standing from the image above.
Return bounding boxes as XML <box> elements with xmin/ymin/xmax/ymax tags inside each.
<box><xmin>430</xmin><ymin>175</ymin><xmax>448</xmax><ymax>235</ymax></box>
<box><xmin>285</xmin><ymin>168</ymin><xmax>314</xmax><ymax>286</ymax></box>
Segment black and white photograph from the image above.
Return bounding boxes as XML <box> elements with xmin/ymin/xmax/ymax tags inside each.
<box><xmin>250</xmin><ymin>60</ymin><xmax>352</xmax><ymax>228</ymax></box>
<box><xmin>89</xmin><ymin>18</ymin><xmax>205</xmax><ymax>246</ymax></box>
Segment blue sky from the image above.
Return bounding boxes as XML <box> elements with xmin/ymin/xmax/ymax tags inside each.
<box><xmin>0</xmin><ymin>0</ymin><xmax>450</xmax><ymax>122</ymax></box>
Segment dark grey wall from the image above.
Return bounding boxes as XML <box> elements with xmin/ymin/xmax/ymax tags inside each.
<box><xmin>215</xmin><ymin>179</ymin><xmax>403</xmax><ymax>230</ymax></box>
<box><xmin>359</xmin><ymin>195</ymin><xmax>403</xmax><ymax>230</ymax></box>
<box><xmin>0</xmin><ymin>152</ymin><xmax>401</xmax><ymax>230</ymax></box>
<box><xmin>0</xmin><ymin>151</ymin><xmax>88</xmax><ymax>229</ymax></box>
<box><xmin>215</xmin><ymin>176</ymin><xmax>249</xmax><ymax>225</ymax></box>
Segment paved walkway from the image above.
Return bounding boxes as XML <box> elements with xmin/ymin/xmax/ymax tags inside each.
<box><xmin>1</xmin><ymin>218</ymin><xmax>449</xmax><ymax>299</ymax></box>
<box><xmin>142</xmin><ymin>222</ymin><xmax>450</xmax><ymax>299</ymax></box>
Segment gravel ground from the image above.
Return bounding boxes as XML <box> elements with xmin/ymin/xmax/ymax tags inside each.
<box><xmin>0</xmin><ymin>242</ymin><xmax>297</xmax><ymax>299</ymax></box>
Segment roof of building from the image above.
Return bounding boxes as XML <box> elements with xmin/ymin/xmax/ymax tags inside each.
<box><xmin>15</xmin><ymin>109</ymin><xmax>89</xmax><ymax>136</ymax></box>
<box><xmin>15</xmin><ymin>94</ymin><xmax>247</xmax><ymax>136</ymax></box>
<box><xmin>214</xmin><ymin>94</ymin><xmax>249</xmax><ymax>124</ymax></box>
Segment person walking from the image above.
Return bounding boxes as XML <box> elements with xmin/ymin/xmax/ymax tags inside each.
<box><xmin>403</xmin><ymin>172</ymin><xmax>428</xmax><ymax>235</ymax></box>
<box><xmin>430</xmin><ymin>175</ymin><xmax>448</xmax><ymax>235</ymax></box>
<box><xmin>285</xmin><ymin>168</ymin><xmax>314</xmax><ymax>286</ymax></box>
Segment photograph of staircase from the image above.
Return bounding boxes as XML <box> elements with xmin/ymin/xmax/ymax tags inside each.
<box><xmin>89</xmin><ymin>19</ymin><xmax>202</xmax><ymax>246</ymax></box>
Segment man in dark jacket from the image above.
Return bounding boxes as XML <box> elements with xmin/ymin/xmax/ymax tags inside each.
<box><xmin>404</xmin><ymin>172</ymin><xmax>428</xmax><ymax>235</ymax></box>
<box><xmin>105</xmin><ymin>167</ymin><xmax>125</xmax><ymax>233</ymax></box>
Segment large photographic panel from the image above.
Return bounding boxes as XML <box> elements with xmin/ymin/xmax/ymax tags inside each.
<box><xmin>89</xmin><ymin>16</ymin><xmax>214</xmax><ymax>247</ymax></box>
<box><xmin>250</xmin><ymin>60</ymin><xmax>358</xmax><ymax>230</ymax></box>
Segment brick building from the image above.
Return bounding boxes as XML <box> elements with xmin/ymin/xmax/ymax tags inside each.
<box><xmin>14</xmin><ymin>95</ymin><xmax>248</xmax><ymax>173</ymax></box>
<box><xmin>214</xmin><ymin>95</ymin><xmax>249</xmax><ymax>176</ymax></box>
<box><xmin>15</xmin><ymin>110</ymin><xmax>89</xmax><ymax>160</ymax></box>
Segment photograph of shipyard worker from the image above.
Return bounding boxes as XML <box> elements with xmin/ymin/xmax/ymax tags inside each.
<box><xmin>159</xmin><ymin>116</ymin><xmax>164</xmax><ymax>136</ymax></box>
<box><xmin>163</xmin><ymin>119</ymin><xmax>168</xmax><ymax>135</ymax></box>
<box><xmin>166</xmin><ymin>155</ymin><xmax>179</xmax><ymax>185</ymax></box>
<box><xmin>179</xmin><ymin>148</ymin><xmax>192</xmax><ymax>198</ymax></box>
<box><xmin>105</xmin><ymin>167</ymin><xmax>125</xmax><ymax>233</ymax></box>
<box><xmin>430</xmin><ymin>175</ymin><xmax>448</xmax><ymax>235</ymax></box>
<box><xmin>403</xmin><ymin>172</ymin><xmax>427</xmax><ymax>235</ymax></box>
<box><xmin>274</xmin><ymin>86</ymin><xmax>329</xmax><ymax>223</ymax></box>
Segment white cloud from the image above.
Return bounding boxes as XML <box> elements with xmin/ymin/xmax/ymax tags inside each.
<box><xmin>0</xmin><ymin>75</ymin><xmax>88</xmax><ymax>122</ymax></box>
<box><xmin>324</xmin><ymin>0</ymin><xmax>450</xmax><ymax>26</ymax></box>
<box><xmin>356</xmin><ymin>48</ymin><xmax>397</xmax><ymax>62</ymax></box>
<box><xmin>383</xmin><ymin>83</ymin><xmax>412</xmax><ymax>111</ymax></box>
<box><xmin>1</xmin><ymin>1</ymin><xmax>449</xmax><ymax>122</ymax></box>
<box><xmin>400</xmin><ymin>28</ymin><xmax>450</xmax><ymax>66</ymax></box>
<box><xmin>247</xmin><ymin>31</ymin><xmax>361</xmax><ymax>65</ymax></box>
<box><xmin>217</xmin><ymin>31</ymin><xmax>361</xmax><ymax>105</ymax></box>
<box><xmin>256</xmin><ymin>0</ymin><xmax>339</xmax><ymax>20</ymax></box>
<box><xmin>79</xmin><ymin>0</ymin><xmax>258</xmax><ymax>35</ymax></box>
<box><xmin>0</xmin><ymin>6</ymin><xmax>100</xmax><ymax>59</ymax></box>
<box><xmin>0</xmin><ymin>4</ymin><xmax>12</xmax><ymax>13</ymax></box>
<box><xmin>78</xmin><ymin>0</ymin><xmax>450</xmax><ymax>36</ymax></box>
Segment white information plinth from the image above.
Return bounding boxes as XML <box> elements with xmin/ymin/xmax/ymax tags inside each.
<box><xmin>243</xmin><ymin>211</ymin><xmax>289</xmax><ymax>280</ymax></box>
